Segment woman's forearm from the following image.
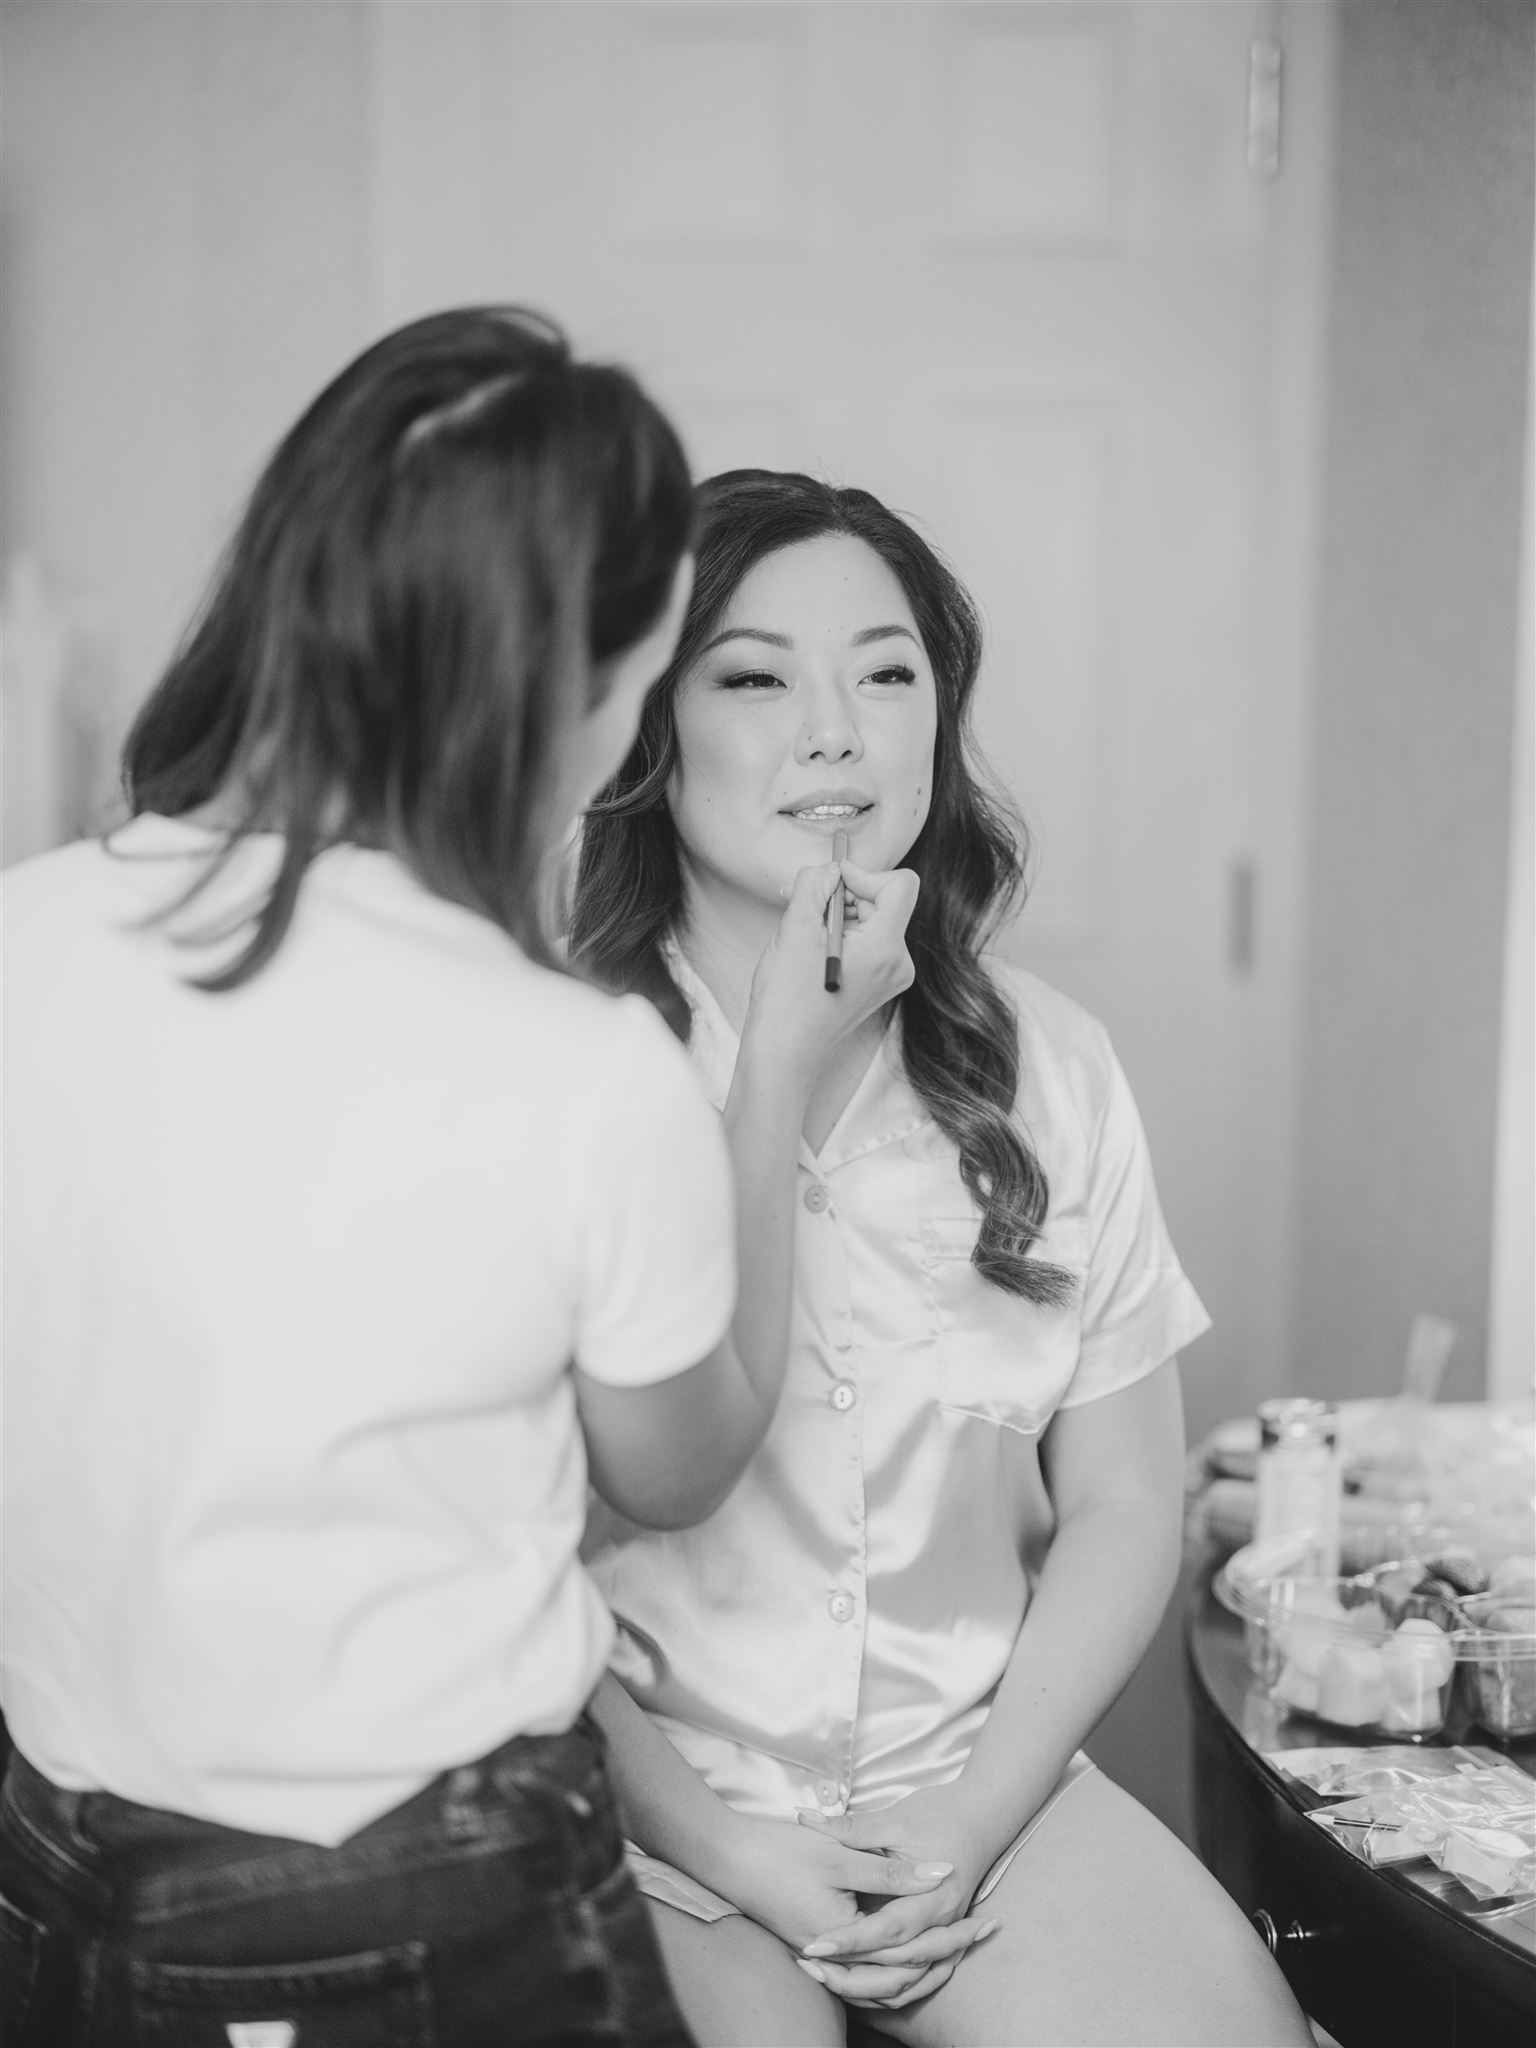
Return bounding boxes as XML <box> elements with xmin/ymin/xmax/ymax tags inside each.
<box><xmin>951</xmin><ymin>1360</ymin><xmax>1186</xmax><ymax>1865</ymax></box>
<box><xmin>718</xmin><ymin>1037</ymin><xmax>811</xmax><ymax>1426</ymax></box>
<box><xmin>573</xmin><ymin>1028</ymin><xmax>812</xmax><ymax>1527</ymax></box>
<box><xmin>956</xmin><ymin>1494</ymin><xmax>1180</xmax><ymax>1860</ymax></box>
<box><xmin>589</xmin><ymin>1672</ymin><xmax>750</xmax><ymax>1896</ymax></box>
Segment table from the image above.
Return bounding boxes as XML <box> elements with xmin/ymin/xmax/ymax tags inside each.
<box><xmin>1186</xmin><ymin>1578</ymin><xmax>1536</xmax><ymax>2048</ymax></box>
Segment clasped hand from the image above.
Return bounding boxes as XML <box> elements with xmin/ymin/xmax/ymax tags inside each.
<box><xmin>727</xmin><ymin>1787</ymin><xmax>1000</xmax><ymax>2013</ymax></box>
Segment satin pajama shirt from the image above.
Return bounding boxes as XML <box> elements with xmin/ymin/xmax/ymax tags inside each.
<box><xmin>586</xmin><ymin>952</ymin><xmax>1210</xmax><ymax>1914</ymax></box>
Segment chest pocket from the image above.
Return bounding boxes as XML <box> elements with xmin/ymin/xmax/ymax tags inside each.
<box><xmin>921</xmin><ymin>1216</ymin><xmax>1090</xmax><ymax>1435</ymax></box>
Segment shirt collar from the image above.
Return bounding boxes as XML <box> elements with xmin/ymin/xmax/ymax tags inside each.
<box><xmin>661</xmin><ymin>938</ymin><xmax>931</xmax><ymax>1170</ymax></box>
<box><xmin>661</xmin><ymin>941</ymin><xmax>739</xmax><ymax>1116</ymax></box>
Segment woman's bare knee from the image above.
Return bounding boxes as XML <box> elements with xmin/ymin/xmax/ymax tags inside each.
<box><xmin>884</xmin><ymin>1771</ymin><xmax>1312</xmax><ymax>2048</ymax></box>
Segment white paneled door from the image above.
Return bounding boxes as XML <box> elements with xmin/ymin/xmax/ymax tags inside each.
<box><xmin>367</xmin><ymin>1</ymin><xmax>1327</xmax><ymax>1432</ymax></box>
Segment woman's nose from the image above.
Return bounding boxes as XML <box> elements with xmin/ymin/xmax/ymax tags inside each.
<box><xmin>794</xmin><ymin>687</ymin><xmax>863</xmax><ymax>765</ymax></box>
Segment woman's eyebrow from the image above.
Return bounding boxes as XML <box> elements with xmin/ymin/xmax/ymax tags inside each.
<box><xmin>699</xmin><ymin>626</ymin><xmax>793</xmax><ymax>653</ymax></box>
<box><xmin>698</xmin><ymin>622</ymin><xmax>919</xmax><ymax>654</ymax></box>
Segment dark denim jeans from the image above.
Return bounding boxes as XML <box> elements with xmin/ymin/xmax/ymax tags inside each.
<box><xmin>0</xmin><ymin>1714</ymin><xmax>694</xmax><ymax>2047</ymax></box>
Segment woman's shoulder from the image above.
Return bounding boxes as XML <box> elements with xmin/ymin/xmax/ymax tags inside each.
<box><xmin>981</xmin><ymin>956</ymin><xmax>1113</xmax><ymax>1067</ymax></box>
<box><xmin>2</xmin><ymin>835</ymin><xmax>105</xmax><ymax>912</ymax></box>
<box><xmin>548</xmin><ymin>981</ymin><xmax>714</xmax><ymax>1133</ymax></box>
<box><xmin>513</xmin><ymin>959</ymin><xmax>689</xmax><ymax>1070</ymax></box>
<box><xmin>2</xmin><ymin>828</ymin><xmax>184</xmax><ymax>957</ymax></box>
<box><xmin>979</xmin><ymin>955</ymin><xmax>1122</xmax><ymax>1140</ymax></box>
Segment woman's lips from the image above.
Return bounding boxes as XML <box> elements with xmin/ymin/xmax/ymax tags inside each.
<box><xmin>786</xmin><ymin>802</ymin><xmax>872</xmax><ymax>827</ymax></box>
<box><xmin>780</xmin><ymin>802</ymin><xmax>874</xmax><ymax>834</ymax></box>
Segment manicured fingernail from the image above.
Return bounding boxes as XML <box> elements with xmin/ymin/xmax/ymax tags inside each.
<box><xmin>914</xmin><ymin>1861</ymin><xmax>953</xmax><ymax>1879</ymax></box>
<box><xmin>978</xmin><ymin>1918</ymin><xmax>1001</xmax><ymax>1940</ymax></box>
<box><xmin>796</xmin><ymin>1959</ymin><xmax>827</xmax><ymax>1983</ymax></box>
<box><xmin>801</xmin><ymin>1940</ymin><xmax>835</xmax><ymax>1958</ymax></box>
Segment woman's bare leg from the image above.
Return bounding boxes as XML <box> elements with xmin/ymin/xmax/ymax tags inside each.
<box><xmin>647</xmin><ymin>1898</ymin><xmax>847</xmax><ymax>2048</ymax></box>
<box><xmin>872</xmin><ymin>1770</ymin><xmax>1313</xmax><ymax>2048</ymax></box>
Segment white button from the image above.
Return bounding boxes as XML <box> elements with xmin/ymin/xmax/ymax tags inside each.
<box><xmin>828</xmin><ymin>1591</ymin><xmax>855</xmax><ymax>1624</ymax></box>
<box><xmin>815</xmin><ymin>1779</ymin><xmax>841</xmax><ymax>1808</ymax></box>
<box><xmin>829</xmin><ymin>1382</ymin><xmax>856</xmax><ymax>1412</ymax></box>
<box><xmin>803</xmin><ymin>1182</ymin><xmax>830</xmax><ymax>1214</ymax></box>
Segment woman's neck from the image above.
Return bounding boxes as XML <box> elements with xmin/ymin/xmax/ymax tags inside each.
<box><xmin>671</xmin><ymin>874</ymin><xmax>786</xmax><ymax>1036</ymax></box>
<box><xmin>673</xmin><ymin>866</ymin><xmax>892</xmax><ymax>1155</ymax></box>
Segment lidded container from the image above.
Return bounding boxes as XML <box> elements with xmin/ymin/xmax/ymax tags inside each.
<box><xmin>1456</xmin><ymin>1592</ymin><xmax>1536</xmax><ymax>1742</ymax></box>
<box><xmin>1217</xmin><ymin>1562</ymin><xmax>1460</xmax><ymax>1738</ymax></box>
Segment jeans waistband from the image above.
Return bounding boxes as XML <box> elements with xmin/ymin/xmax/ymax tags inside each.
<box><xmin>2</xmin><ymin>1713</ymin><xmax>611</xmax><ymax>1924</ymax></box>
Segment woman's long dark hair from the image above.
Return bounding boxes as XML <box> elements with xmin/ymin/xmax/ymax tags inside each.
<box><xmin>571</xmin><ymin>470</ymin><xmax>1074</xmax><ymax>1307</ymax></box>
<box><xmin>123</xmin><ymin>306</ymin><xmax>692</xmax><ymax>989</ymax></box>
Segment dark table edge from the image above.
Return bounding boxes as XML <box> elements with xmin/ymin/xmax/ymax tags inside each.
<box><xmin>1184</xmin><ymin>1576</ymin><xmax>1536</xmax><ymax>2021</ymax></box>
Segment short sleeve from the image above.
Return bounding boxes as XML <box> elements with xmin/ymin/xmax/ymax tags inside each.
<box><xmin>1055</xmin><ymin>1047</ymin><xmax>1211</xmax><ymax>1409</ymax></box>
<box><xmin>571</xmin><ymin>998</ymin><xmax>736</xmax><ymax>1387</ymax></box>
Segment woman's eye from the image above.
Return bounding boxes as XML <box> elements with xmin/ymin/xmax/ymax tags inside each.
<box><xmin>863</xmin><ymin>664</ymin><xmax>917</xmax><ymax>687</ymax></box>
<box><xmin>718</xmin><ymin>670</ymin><xmax>785</xmax><ymax>691</ymax></box>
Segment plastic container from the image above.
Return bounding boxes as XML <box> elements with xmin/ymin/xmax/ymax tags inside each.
<box><xmin>1217</xmin><ymin>1554</ymin><xmax>1536</xmax><ymax>1744</ymax></box>
<box><xmin>1216</xmin><ymin>1560</ymin><xmax>1460</xmax><ymax>1738</ymax></box>
<box><xmin>1456</xmin><ymin>1593</ymin><xmax>1536</xmax><ymax>1743</ymax></box>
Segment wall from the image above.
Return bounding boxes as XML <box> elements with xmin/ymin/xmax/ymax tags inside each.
<box><xmin>1</xmin><ymin>0</ymin><xmax>370</xmax><ymax>851</ymax></box>
<box><xmin>1091</xmin><ymin>0</ymin><xmax>1535</xmax><ymax>1847</ymax></box>
<box><xmin>1488</xmin><ymin>275</ymin><xmax>1534</xmax><ymax>1402</ymax></box>
<box><xmin>1292</xmin><ymin>0</ymin><xmax>1535</xmax><ymax>1405</ymax></box>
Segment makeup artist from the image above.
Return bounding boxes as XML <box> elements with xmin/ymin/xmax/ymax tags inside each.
<box><xmin>0</xmin><ymin>316</ymin><xmax>938</xmax><ymax>2047</ymax></box>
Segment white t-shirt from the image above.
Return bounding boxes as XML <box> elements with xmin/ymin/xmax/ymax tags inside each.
<box><xmin>2</xmin><ymin>816</ymin><xmax>736</xmax><ymax>1844</ymax></box>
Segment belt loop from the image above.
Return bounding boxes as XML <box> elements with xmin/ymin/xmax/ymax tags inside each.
<box><xmin>443</xmin><ymin>1765</ymin><xmax>485</xmax><ymax>1842</ymax></box>
<box><xmin>60</xmin><ymin>1787</ymin><xmax>97</xmax><ymax>1860</ymax></box>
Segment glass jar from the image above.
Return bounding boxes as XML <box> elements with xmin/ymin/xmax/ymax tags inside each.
<box><xmin>1256</xmin><ymin>1397</ymin><xmax>1341</xmax><ymax>1578</ymax></box>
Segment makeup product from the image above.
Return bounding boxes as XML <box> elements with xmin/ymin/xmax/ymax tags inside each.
<box><xmin>1255</xmin><ymin>1397</ymin><xmax>1342</xmax><ymax>1578</ymax></box>
<box><xmin>825</xmin><ymin>829</ymin><xmax>849</xmax><ymax>992</ymax></box>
